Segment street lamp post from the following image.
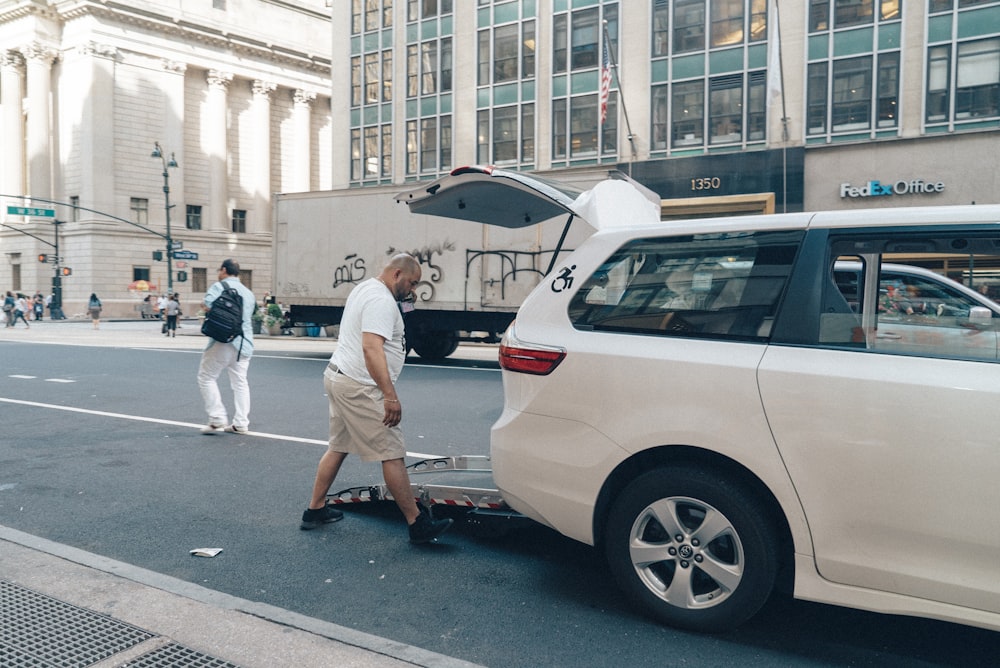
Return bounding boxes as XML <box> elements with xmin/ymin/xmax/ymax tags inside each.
<box><xmin>151</xmin><ymin>142</ymin><xmax>178</xmax><ymax>295</ymax></box>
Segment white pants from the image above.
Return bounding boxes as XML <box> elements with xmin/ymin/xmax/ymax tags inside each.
<box><xmin>197</xmin><ymin>342</ymin><xmax>251</xmax><ymax>429</ymax></box>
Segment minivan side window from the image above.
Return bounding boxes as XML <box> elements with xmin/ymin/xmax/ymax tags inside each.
<box><xmin>825</xmin><ymin>230</ymin><xmax>1000</xmax><ymax>361</ymax></box>
<box><xmin>568</xmin><ymin>231</ymin><xmax>804</xmax><ymax>341</ymax></box>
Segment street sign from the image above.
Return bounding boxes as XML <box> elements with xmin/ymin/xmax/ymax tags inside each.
<box><xmin>7</xmin><ymin>205</ymin><xmax>55</xmax><ymax>218</ymax></box>
<box><xmin>169</xmin><ymin>240</ymin><xmax>183</xmax><ymax>250</ymax></box>
<box><xmin>172</xmin><ymin>250</ymin><xmax>198</xmax><ymax>260</ymax></box>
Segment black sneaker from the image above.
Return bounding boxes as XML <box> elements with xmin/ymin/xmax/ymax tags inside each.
<box><xmin>408</xmin><ymin>509</ymin><xmax>453</xmax><ymax>544</ymax></box>
<box><xmin>300</xmin><ymin>504</ymin><xmax>344</xmax><ymax>530</ymax></box>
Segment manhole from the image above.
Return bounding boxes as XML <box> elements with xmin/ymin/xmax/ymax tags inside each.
<box><xmin>121</xmin><ymin>642</ymin><xmax>242</xmax><ymax>667</ymax></box>
<box><xmin>0</xmin><ymin>580</ymin><xmax>155</xmax><ymax>667</ymax></box>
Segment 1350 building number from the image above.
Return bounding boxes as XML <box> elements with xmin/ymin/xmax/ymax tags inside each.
<box><xmin>691</xmin><ymin>177</ymin><xmax>722</xmax><ymax>191</ymax></box>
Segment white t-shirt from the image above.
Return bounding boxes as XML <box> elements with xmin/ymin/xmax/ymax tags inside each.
<box><xmin>330</xmin><ymin>278</ymin><xmax>405</xmax><ymax>385</ymax></box>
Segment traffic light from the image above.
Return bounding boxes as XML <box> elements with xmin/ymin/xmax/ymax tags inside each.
<box><xmin>60</xmin><ymin>267</ymin><xmax>72</xmax><ymax>276</ymax></box>
<box><xmin>38</xmin><ymin>254</ymin><xmax>48</xmax><ymax>263</ymax></box>
<box><xmin>176</xmin><ymin>270</ymin><xmax>188</xmax><ymax>282</ymax></box>
<box><xmin>152</xmin><ymin>250</ymin><xmax>163</xmax><ymax>261</ymax></box>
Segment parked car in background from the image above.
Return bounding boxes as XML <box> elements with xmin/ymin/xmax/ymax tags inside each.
<box><xmin>401</xmin><ymin>167</ymin><xmax>1000</xmax><ymax>634</ymax></box>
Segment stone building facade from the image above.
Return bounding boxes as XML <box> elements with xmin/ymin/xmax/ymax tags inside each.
<box><xmin>0</xmin><ymin>0</ymin><xmax>332</xmax><ymax>317</ymax></box>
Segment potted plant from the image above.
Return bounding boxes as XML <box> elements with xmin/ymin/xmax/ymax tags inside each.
<box><xmin>264</xmin><ymin>303</ymin><xmax>284</xmax><ymax>336</ymax></box>
<box><xmin>252</xmin><ymin>305</ymin><xmax>263</xmax><ymax>334</ymax></box>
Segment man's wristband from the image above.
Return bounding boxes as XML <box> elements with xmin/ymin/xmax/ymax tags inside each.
<box><xmin>384</xmin><ymin>398</ymin><xmax>399</xmax><ymax>403</ymax></box>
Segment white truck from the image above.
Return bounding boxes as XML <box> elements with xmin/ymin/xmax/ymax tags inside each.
<box><xmin>273</xmin><ymin>167</ymin><xmax>614</xmax><ymax>359</ymax></box>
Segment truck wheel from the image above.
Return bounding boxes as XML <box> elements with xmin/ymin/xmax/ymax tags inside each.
<box><xmin>604</xmin><ymin>466</ymin><xmax>778</xmax><ymax>633</ymax></box>
<box><xmin>412</xmin><ymin>332</ymin><xmax>459</xmax><ymax>360</ymax></box>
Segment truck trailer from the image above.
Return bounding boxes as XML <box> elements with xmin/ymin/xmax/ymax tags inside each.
<box><xmin>273</xmin><ymin>167</ymin><xmax>607</xmax><ymax>359</ymax></box>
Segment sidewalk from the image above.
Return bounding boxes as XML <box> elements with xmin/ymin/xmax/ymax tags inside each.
<box><xmin>0</xmin><ymin>527</ymin><xmax>481</xmax><ymax>668</ymax></box>
<box><xmin>0</xmin><ymin>316</ymin><xmax>337</xmax><ymax>354</ymax></box>
<box><xmin>1</xmin><ymin>318</ymin><xmax>487</xmax><ymax>668</ymax></box>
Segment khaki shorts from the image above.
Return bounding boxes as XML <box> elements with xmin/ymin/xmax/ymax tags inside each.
<box><xmin>324</xmin><ymin>369</ymin><xmax>405</xmax><ymax>462</ymax></box>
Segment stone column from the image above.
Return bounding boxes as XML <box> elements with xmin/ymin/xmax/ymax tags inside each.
<box><xmin>251</xmin><ymin>79</ymin><xmax>276</xmax><ymax>234</ymax></box>
<box><xmin>206</xmin><ymin>70</ymin><xmax>232</xmax><ymax>231</ymax></box>
<box><xmin>0</xmin><ymin>51</ymin><xmax>25</xmax><ymax>197</ymax></box>
<box><xmin>21</xmin><ymin>42</ymin><xmax>58</xmax><ymax>199</ymax></box>
<box><xmin>161</xmin><ymin>60</ymin><xmax>187</xmax><ymax>225</ymax></box>
<box><xmin>292</xmin><ymin>89</ymin><xmax>316</xmax><ymax>193</ymax></box>
<box><xmin>71</xmin><ymin>42</ymin><xmax>118</xmax><ymax>214</ymax></box>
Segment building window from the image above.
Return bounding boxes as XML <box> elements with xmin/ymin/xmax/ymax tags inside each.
<box><xmin>709</xmin><ymin>74</ymin><xmax>743</xmax><ymax>144</ymax></box>
<box><xmin>835</xmin><ymin>0</ymin><xmax>873</xmax><ymax>28</ymax></box>
<box><xmin>811</xmin><ymin>1</ymin><xmax>901</xmax><ymax>32</ymax></box>
<box><xmin>231</xmin><ymin>209</ymin><xmax>247</xmax><ymax>234</ymax></box>
<box><xmin>808</xmin><ymin>63</ymin><xmax>829</xmax><ymax>133</ymax></box>
<box><xmin>408</xmin><ymin>115</ymin><xmax>453</xmax><ymax>174</ymax></box>
<box><xmin>877</xmin><ymin>52</ymin><xmax>900</xmax><ymax>127</ymax></box>
<box><xmin>193</xmin><ymin>267</ymin><xmax>207</xmax><ymax>293</ymax></box>
<box><xmin>831</xmin><ymin>56</ymin><xmax>873</xmax><ymax>132</ymax></box>
<box><xmin>673</xmin><ymin>81</ymin><xmax>704</xmax><ymax>147</ymax></box>
<box><xmin>213</xmin><ymin>0</ymin><xmax>225</xmax><ymax>9</ymax></box>
<box><xmin>354</xmin><ymin>0</ymin><xmax>392</xmax><ymax>35</ymax></box>
<box><xmin>408</xmin><ymin>0</ymin><xmax>452</xmax><ymax>21</ymax></box>
<box><xmin>70</xmin><ymin>196</ymin><xmax>80</xmax><ymax>222</ymax></box>
<box><xmin>809</xmin><ymin>0</ymin><xmax>829</xmax><ymax>31</ymax></box>
<box><xmin>410</xmin><ymin>39</ymin><xmax>449</xmax><ymax>98</ymax></box>
<box><xmin>133</xmin><ymin>266</ymin><xmax>151</xmax><ymax>281</ymax></box>
<box><xmin>478</xmin><ymin>21</ymin><xmax>534</xmax><ymax>86</ymax></box>
<box><xmin>130</xmin><ymin>198</ymin><xmax>148</xmax><ymax>225</ymax></box>
<box><xmin>364</xmin><ymin>52</ymin><xmax>391</xmax><ymax>104</ymax></box>
<box><xmin>351</xmin><ymin>56</ymin><xmax>362</xmax><ymax>105</ymax></box>
<box><xmin>711</xmin><ymin>0</ymin><xmax>745</xmax><ymax>47</ymax></box>
<box><xmin>186</xmin><ymin>205</ymin><xmax>202</xmax><ymax>230</ymax></box>
<box><xmin>956</xmin><ymin>38</ymin><xmax>1000</xmax><ymax>119</ymax></box>
<box><xmin>674</xmin><ymin>0</ymin><xmax>705</xmax><ymax>54</ymax></box>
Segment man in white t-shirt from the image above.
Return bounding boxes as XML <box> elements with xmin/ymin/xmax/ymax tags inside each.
<box><xmin>301</xmin><ymin>253</ymin><xmax>452</xmax><ymax>544</ymax></box>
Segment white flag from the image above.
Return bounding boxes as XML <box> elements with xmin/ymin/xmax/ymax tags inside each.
<box><xmin>766</xmin><ymin>0</ymin><xmax>783</xmax><ymax>113</ymax></box>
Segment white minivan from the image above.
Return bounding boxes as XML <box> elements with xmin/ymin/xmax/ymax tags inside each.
<box><xmin>398</xmin><ymin>167</ymin><xmax>1000</xmax><ymax>634</ymax></box>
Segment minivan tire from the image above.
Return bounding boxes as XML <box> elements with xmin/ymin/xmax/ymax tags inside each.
<box><xmin>604</xmin><ymin>466</ymin><xmax>779</xmax><ymax>633</ymax></box>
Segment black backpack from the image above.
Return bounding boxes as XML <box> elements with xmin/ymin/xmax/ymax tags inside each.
<box><xmin>201</xmin><ymin>283</ymin><xmax>245</xmax><ymax>346</ymax></box>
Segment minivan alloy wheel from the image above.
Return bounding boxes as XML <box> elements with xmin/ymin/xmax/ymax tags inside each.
<box><xmin>605</xmin><ymin>467</ymin><xmax>779</xmax><ymax>632</ymax></box>
<box><xmin>629</xmin><ymin>495</ymin><xmax>744</xmax><ymax>609</ymax></box>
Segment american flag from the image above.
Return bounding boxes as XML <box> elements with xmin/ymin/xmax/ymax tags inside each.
<box><xmin>599</xmin><ymin>29</ymin><xmax>612</xmax><ymax>125</ymax></box>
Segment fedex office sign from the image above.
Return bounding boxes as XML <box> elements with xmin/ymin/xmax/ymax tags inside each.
<box><xmin>840</xmin><ymin>179</ymin><xmax>945</xmax><ymax>198</ymax></box>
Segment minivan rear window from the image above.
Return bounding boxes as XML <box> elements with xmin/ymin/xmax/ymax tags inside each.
<box><xmin>568</xmin><ymin>230</ymin><xmax>804</xmax><ymax>341</ymax></box>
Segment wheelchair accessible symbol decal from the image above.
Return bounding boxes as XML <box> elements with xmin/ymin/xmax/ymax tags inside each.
<box><xmin>551</xmin><ymin>265</ymin><xmax>576</xmax><ymax>293</ymax></box>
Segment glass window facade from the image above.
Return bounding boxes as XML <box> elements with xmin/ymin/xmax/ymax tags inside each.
<box><xmin>551</xmin><ymin>2</ymin><xmax>617</xmax><ymax>166</ymax></box>
<box><xmin>404</xmin><ymin>2</ymin><xmax>454</xmax><ymax>177</ymax></box>
<box><xmin>806</xmin><ymin>2</ymin><xmax>902</xmax><ymax>140</ymax></box>
<box><xmin>925</xmin><ymin>1</ymin><xmax>1000</xmax><ymax>129</ymax></box>
<box><xmin>351</xmin><ymin>0</ymin><xmax>396</xmax><ymax>184</ymax></box>
<box><xmin>476</xmin><ymin>1</ymin><xmax>536</xmax><ymax>168</ymax></box>
<box><xmin>649</xmin><ymin>0</ymin><xmax>768</xmax><ymax>154</ymax></box>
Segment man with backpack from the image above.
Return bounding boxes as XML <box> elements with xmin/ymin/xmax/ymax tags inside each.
<box><xmin>197</xmin><ymin>258</ymin><xmax>256</xmax><ymax>435</ymax></box>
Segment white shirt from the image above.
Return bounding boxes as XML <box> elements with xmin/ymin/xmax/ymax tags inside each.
<box><xmin>330</xmin><ymin>278</ymin><xmax>405</xmax><ymax>385</ymax></box>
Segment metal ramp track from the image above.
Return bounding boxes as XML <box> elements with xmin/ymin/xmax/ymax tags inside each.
<box><xmin>329</xmin><ymin>455</ymin><xmax>511</xmax><ymax>511</ymax></box>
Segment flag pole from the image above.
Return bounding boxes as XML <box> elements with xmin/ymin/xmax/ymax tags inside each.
<box><xmin>767</xmin><ymin>0</ymin><xmax>789</xmax><ymax>212</ymax></box>
<box><xmin>603</xmin><ymin>20</ymin><xmax>637</xmax><ymax>162</ymax></box>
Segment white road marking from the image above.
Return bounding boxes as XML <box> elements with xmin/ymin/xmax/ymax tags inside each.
<box><xmin>0</xmin><ymin>397</ymin><xmax>441</xmax><ymax>459</ymax></box>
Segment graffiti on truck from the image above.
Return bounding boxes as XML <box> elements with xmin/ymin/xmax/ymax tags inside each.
<box><xmin>468</xmin><ymin>248</ymin><xmax>571</xmax><ymax>300</ymax></box>
<box><xmin>333</xmin><ymin>254</ymin><xmax>367</xmax><ymax>288</ymax></box>
<box><xmin>387</xmin><ymin>240</ymin><xmax>455</xmax><ymax>302</ymax></box>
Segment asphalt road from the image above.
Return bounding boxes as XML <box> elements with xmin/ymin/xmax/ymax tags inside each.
<box><xmin>2</xmin><ymin>323</ymin><xmax>999</xmax><ymax>666</ymax></box>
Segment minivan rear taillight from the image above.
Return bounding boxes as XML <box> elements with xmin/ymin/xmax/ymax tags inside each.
<box><xmin>499</xmin><ymin>342</ymin><xmax>566</xmax><ymax>375</ymax></box>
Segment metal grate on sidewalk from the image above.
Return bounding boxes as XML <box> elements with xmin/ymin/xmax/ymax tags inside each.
<box><xmin>121</xmin><ymin>642</ymin><xmax>241</xmax><ymax>668</ymax></box>
<box><xmin>0</xmin><ymin>579</ymin><xmax>155</xmax><ymax>667</ymax></box>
